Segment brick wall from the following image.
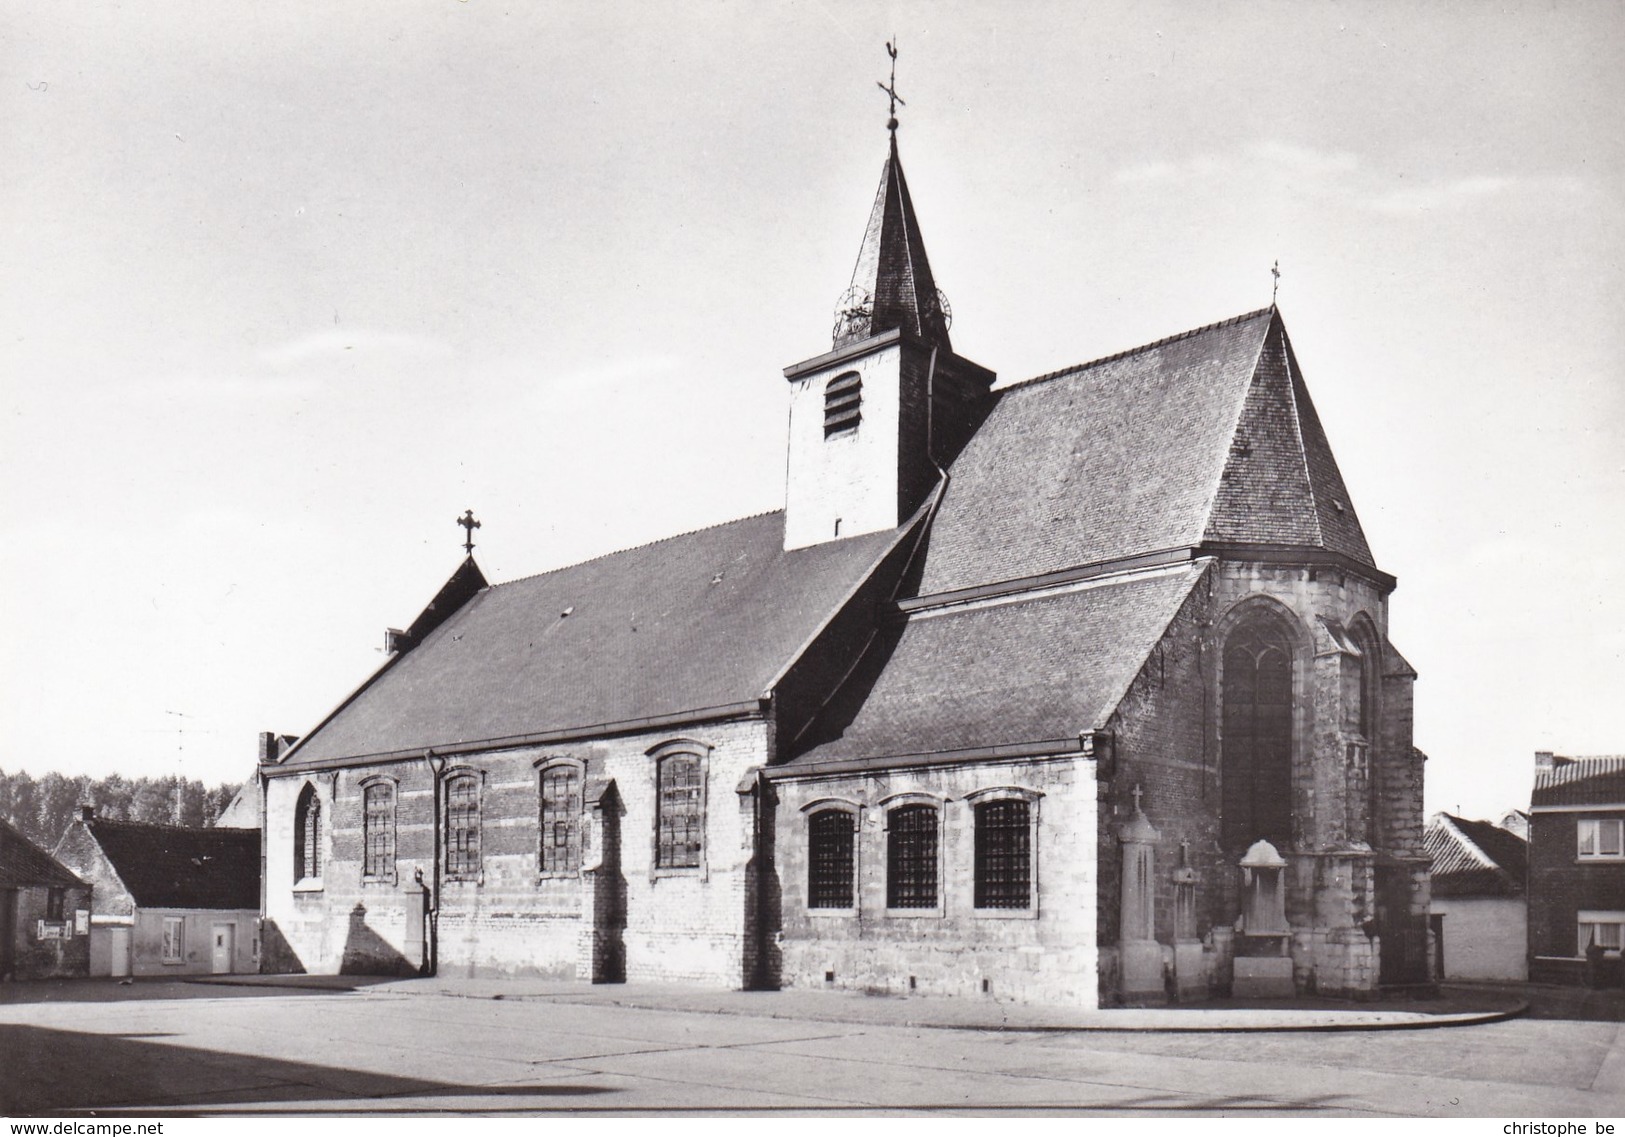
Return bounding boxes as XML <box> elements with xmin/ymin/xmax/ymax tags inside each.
<box><xmin>1527</xmin><ymin>809</ymin><xmax>1625</xmax><ymax>960</ymax></box>
<box><xmin>263</xmin><ymin>717</ymin><xmax>771</xmax><ymax>985</ymax></box>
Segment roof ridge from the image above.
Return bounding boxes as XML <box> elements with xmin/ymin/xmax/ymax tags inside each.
<box><xmin>1438</xmin><ymin>814</ymin><xmax>1500</xmax><ymax>872</ymax></box>
<box><xmin>91</xmin><ymin>817</ymin><xmax>255</xmax><ymax>835</ymax></box>
<box><xmin>1277</xmin><ymin>313</ymin><xmax>1325</xmax><ymax>548</ymax></box>
<box><xmin>494</xmin><ymin>508</ymin><xmax>786</xmax><ymax>589</ymax></box>
<box><xmin>997</xmin><ymin>306</ymin><xmax>1276</xmax><ymax>395</ymax></box>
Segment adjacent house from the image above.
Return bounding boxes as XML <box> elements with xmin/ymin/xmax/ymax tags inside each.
<box><xmin>1425</xmin><ymin>812</ymin><xmax>1527</xmax><ymax>981</ymax></box>
<box><xmin>0</xmin><ymin>817</ymin><xmax>92</xmax><ymax>980</ymax></box>
<box><xmin>53</xmin><ymin>807</ymin><xmax>261</xmax><ymax>977</ymax></box>
<box><xmin>1528</xmin><ymin>752</ymin><xmax>1625</xmax><ymax>987</ymax></box>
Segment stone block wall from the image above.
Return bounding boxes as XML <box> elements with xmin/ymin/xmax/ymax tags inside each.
<box><xmin>771</xmin><ymin>754</ymin><xmax>1098</xmax><ymax>1006</ymax></box>
<box><xmin>6</xmin><ymin>882</ymin><xmax>92</xmax><ymax>980</ymax></box>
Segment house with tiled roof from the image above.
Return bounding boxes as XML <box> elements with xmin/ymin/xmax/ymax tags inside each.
<box><xmin>1528</xmin><ymin>752</ymin><xmax>1625</xmax><ymax>986</ymax></box>
<box><xmin>53</xmin><ymin>808</ymin><xmax>260</xmax><ymax>977</ymax></box>
<box><xmin>259</xmin><ymin>114</ymin><xmax>1429</xmax><ymax>1005</ymax></box>
<box><xmin>1426</xmin><ymin>813</ymin><xmax>1527</xmax><ymax>980</ymax></box>
<box><xmin>0</xmin><ymin>817</ymin><xmax>92</xmax><ymax>980</ymax></box>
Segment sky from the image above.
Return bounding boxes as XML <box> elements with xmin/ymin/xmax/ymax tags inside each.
<box><xmin>2</xmin><ymin>1</ymin><xmax>1621</xmax><ymax>822</ymax></box>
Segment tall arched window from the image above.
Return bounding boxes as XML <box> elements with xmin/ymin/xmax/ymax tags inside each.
<box><xmin>538</xmin><ymin>761</ymin><xmax>582</xmax><ymax>875</ymax></box>
<box><xmin>1221</xmin><ymin>616</ymin><xmax>1295</xmax><ymax>850</ymax></box>
<box><xmin>445</xmin><ymin>773</ymin><xmax>481</xmax><ymax>880</ymax></box>
<box><xmin>655</xmin><ymin>751</ymin><xmax>704</xmax><ymax>869</ymax></box>
<box><xmin>362</xmin><ymin>780</ymin><xmax>396</xmax><ymax>881</ymax></box>
<box><xmin>294</xmin><ymin>783</ymin><xmax>322</xmax><ymax>883</ymax></box>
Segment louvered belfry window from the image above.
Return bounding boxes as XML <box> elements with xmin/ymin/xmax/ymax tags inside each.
<box><xmin>886</xmin><ymin>804</ymin><xmax>938</xmax><ymax>908</ymax></box>
<box><xmin>445</xmin><ymin>775</ymin><xmax>481</xmax><ymax>878</ymax></box>
<box><xmin>1222</xmin><ymin>619</ymin><xmax>1295</xmax><ymax>850</ymax></box>
<box><xmin>657</xmin><ymin>754</ymin><xmax>703</xmax><ymax>869</ymax></box>
<box><xmin>539</xmin><ymin>763</ymin><xmax>582</xmax><ymax>874</ymax></box>
<box><xmin>295</xmin><ymin>783</ymin><xmax>321</xmax><ymax>882</ymax></box>
<box><xmin>363</xmin><ymin>782</ymin><xmax>395</xmax><ymax>879</ymax></box>
<box><xmin>824</xmin><ymin>371</ymin><xmax>862</xmax><ymax>437</ymax></box>
<box><xmin>974</xmin><ymin>799</ymin><xmax>1031</xmax><ymax>909</ymax></box>
<box><xmin>807</xmin><ymin>809</ymin><xmax>855</xmax><ymax>908</ymax></box>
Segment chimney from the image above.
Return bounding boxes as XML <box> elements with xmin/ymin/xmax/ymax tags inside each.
<box><xmin>1534</xmin><ymin>750</ymin><xmax>1555</xmax><ymax>771</ymax></box>
<box><xmin>258</xmin><ymin>731</ymin><xmax>278</xmax><ymax>764</ymax></box>
<box><xmin>384</xmin><ymin>628</ymin><xmax>412</xmax><ymax>655</ymax></box>
<box><xmin>79</xmin><ymin>804</ymin><xmax>95</xmax><ymax>822</ymax></box>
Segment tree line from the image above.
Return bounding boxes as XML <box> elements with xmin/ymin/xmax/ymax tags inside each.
<box><xmin>0</xmin><ymin>768</ymin><xmax>244</xmax><ymax>847</ymax></box>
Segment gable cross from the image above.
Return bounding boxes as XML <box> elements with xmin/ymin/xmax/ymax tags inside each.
<box><xmin>1132</xmin><ymin>783</ymin><xmax>1144</xmax><ymax>813</ymax></box>
<box><xmin>877</xmin><ymin>39</ymin><xmax>905</xmax><ymax>133</ymax></box>
<box><xmin>1271</xmin><ymin>259</ymin><xmax>1281</xmax><ymax>304</ymax></box>
<box><xmin>457</xmin><ymin>509</ymin><xmax>481</xmax><ymax>555</ymax></box>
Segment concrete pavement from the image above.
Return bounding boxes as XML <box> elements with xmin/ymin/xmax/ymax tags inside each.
<box><xmin>178</xmin><ymin>972</ymin><xmax>1533</xmax><ymax>1032</ymax></box>
<box><xmin>0</xmin><ymin>977</ymin><xmax>1619</xmax><ymax>1116</ymax></box>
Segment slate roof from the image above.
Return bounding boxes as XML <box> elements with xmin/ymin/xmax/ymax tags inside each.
<box><xmin>288</xmin><ymin>511</ymin><xmax>904</xmax><ymax>765</ymax></box>
<box><xmin>0</xmin><ymin>817</ymin><xmax>86</xmax><ymax>890</ymax></box>
<box><xmin>84</xmin><ymin>819</ymin><xmax>260</xmax><ymax>910</ymax></box>
<box><xmin>836</xmin><ymin>135</ymin><xmax>951</xmax><ymax>352</ymax></box>
<box><xmin>788</xmin><ymin>564</ymin><xmax>1208</xmax><ymax>767</ymax></box>
<box><xmin>915</xmin><ymin>309</ymin><xmax>1376</xmax><ymax>596</ymax></box>
<box><xmin>1426</xmin><ymin>813</ymin><xmax>1527</xmax><ymax>897</ymax></box>
<box><xmin>1532</xmin><ymin>756</ymin><xmax>1625</xmax><ymax>809</ymax></box>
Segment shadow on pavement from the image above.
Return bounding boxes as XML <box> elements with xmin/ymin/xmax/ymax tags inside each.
<box><xmin>0</xmin><ymin>975</ymin><xmax>398</xmax><ymax>1006</ymax></box>
<box><xmin>1</xmin><ymin>1023</ymin><xmax>616</xmax><ymax>1116</ymax></box>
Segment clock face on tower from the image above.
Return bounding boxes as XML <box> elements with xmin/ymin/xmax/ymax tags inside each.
<box><xmin>832</xmin><ymin>285</ymin><xmax>874</xmax><ymax>343</ymax></box>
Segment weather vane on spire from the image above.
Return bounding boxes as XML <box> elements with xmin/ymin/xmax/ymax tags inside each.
<box><xmin>457</xmin><ymin>509</ymin><xmax>481</xmax><ymax>555</ymax></box>
<box><xmin>877</xmin><ymin>38</ymin><xmax>904</xmax><ymax>133</ymax></box>
<box><xmin>1271</xmin><ymin>259</ymin><xmax>1281</xmax><ymax>305</ymax></box>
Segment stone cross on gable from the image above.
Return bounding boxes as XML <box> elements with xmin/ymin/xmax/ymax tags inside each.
<box><xmin>1132</xmin><ymin>783</ymin><xmax>1144</xmax><ymax>813</ymax></box>
<box><xmin>457</xmin><ymin>509</ymin><xmax>481</xmax><ymax>555</ymax></box>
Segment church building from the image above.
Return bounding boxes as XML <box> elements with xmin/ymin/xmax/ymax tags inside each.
<box><xmin>258</xmin><ymin>106</ymin><xmax>1430</xmax><ymax>1005</ymax></box>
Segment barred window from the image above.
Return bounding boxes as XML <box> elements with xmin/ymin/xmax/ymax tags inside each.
<box><xmin>886</xmin><ymin>804</ymin><xmax>938</xmax><ymax>909</ymax></box>
<box><xmin>46</xmin><ymin>888</ymin><xmax>65</xmax><ymax>922</ymax></box>
<box><xmin>807</xmin><ymin>809</ymin><xmax>855</xmax><ymax>908</ymax></box>
<box><xmin>974</xmin><ymin>799</ymin><xmax>1031</xmax><ymax>909</ymax></box>
<box><xmin>363</xmin><ymin>782</ymin><xmax>395</xmax><ymax>879</ymax></box>
<box><xmin>824</xmin><ymin>371</ymin><xmax>862</xmax><ymax>437</ymax></box>
<box><xmin>294</xmin><ymin>783</ymin><xmax>322</xmax><ymax>882</ymax></box>
<box><xmin>539</xmin><ymin>763</ymin><xmax>582</xmax><ymax>874</ymax></box>
<box><xmin>445</xmin><ymin>775</ymin><xmax>481</xmax><ymax>879</ymax></box>
<box><xmin>656</xmin><ymin>753</ymin><xmax>704</xmax><ymax>869</ymax></box>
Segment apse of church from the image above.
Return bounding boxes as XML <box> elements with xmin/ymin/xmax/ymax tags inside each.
<box><xmin>256</xmin><ymin>46</ymin><xmax>1427</xmax><ymax>1006</ymax></box>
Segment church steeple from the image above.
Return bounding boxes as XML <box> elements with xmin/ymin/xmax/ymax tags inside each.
<box><xmin>833</xmin><ymin>134</ymin><xmax>952</xmax><ymax>352</ymax></box>
<box><xmin>782</xmin><ymin>45</ymin><xmax>991</xmax><ymax>551</ymax></box>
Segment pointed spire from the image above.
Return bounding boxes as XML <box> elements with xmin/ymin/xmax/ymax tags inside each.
<box><xmin>832</xmin><ymin>51</ymin><xmax>952</xmax><ymax>352</ymax></box>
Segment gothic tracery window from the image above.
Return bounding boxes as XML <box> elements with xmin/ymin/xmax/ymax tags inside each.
<box><xmin>294</xmin><ymin>783</ymin><xmax>322</xmax><ymax>882</ymax></box>
<box><xmin>1221</xmin><ymin>616</ymin><xmax>1295</xmax><ymax>850</ymax></box>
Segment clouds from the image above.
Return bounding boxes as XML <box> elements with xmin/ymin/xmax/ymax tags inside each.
<box><xmin>1112</xmin><ymin>139</ymin><xmax>1588</xmax><ymax>216</ymax></box>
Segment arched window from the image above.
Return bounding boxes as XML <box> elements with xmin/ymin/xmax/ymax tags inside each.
<box><xmin>807</xmin><ymin>808</ymin><xmax>856</xmax><ymax>909</ymax></box>
<box><xmin>1221</xmin><ymin>617</ymin><xmax>1295</xmax><ymax>850</ymax></box>
<box><xmin>824</xmin><ymin>371</ymin><xmax>862</xmax><ymax>437</ymax></box>
<box><xmin>445</xmin><ymin>773</ymin><xmax>481</xmax><ymax>880</ymax></box>
<box><xmin>655</xmin><ymin>751</ymin><xmax>704</xmax><ymax>869</ymax></box>
<box><xmin>974</xmin><ymin>798</ymin><xmax>1032</xmax><ymax>909</ymax></box>
<box><xmin>538</xmin><ymin>761</ymin><xmax>582</xmax><ymax>875</ymax></box>
<box><xmin>362</xmin><ymin>780</ymin><xmax>396</xmax><ymax>881</ymax></box>
<box><xmin>294</xmin><ymin>783</ymin><xmax>321</xmax><ymax>883</ymax></box>
<box><xmin>886</xmin><ymin>803</ymin><xmax>939</xmax><ymax>909</ymax></box>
